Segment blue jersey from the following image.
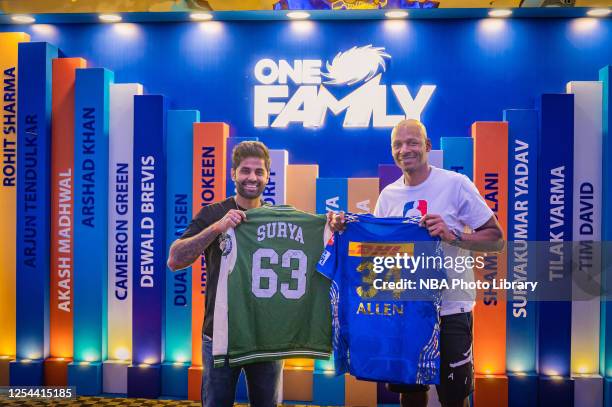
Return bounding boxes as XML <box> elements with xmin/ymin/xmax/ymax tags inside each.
<box><xmin>317</xmin><ymin>214</ymin><xmax>444</xmax><ymax>385</ymax></box>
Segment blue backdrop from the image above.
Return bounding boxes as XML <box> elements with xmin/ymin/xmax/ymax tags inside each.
<box><xmin>3</xmin><ymin>18</ymin><xmax>610</xmax><ymax>177</ymax></box>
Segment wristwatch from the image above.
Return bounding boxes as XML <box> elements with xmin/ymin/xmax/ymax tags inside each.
<box><xmin>450</xmin><ymin>229</ymin><xmax>463</xmax><ymax>246</ymax></box>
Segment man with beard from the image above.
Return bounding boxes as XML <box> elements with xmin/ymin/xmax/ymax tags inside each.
<box><xmin>167</xmin><ymin>141</ymin><xmax>281</xmax><ymax>407</ymax></box>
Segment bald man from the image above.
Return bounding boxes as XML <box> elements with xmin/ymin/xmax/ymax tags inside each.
<box><xmin>329</xmin><ymin>119</ymin><xmax>504</xmax><ymax>407</ymax></box>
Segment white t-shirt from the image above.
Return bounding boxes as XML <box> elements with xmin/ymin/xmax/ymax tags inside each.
<box><xmin>374</xmin><ymin>166</ymin><xmax>494</xmax><ymax>316</ymax></box>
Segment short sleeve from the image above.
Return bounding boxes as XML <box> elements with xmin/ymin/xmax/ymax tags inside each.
<box><xmin>374</xmin><ymin>191</ymin><xmax>387</xmax><ymax>217</ymax></box>
<box><xmin>374</xmin><ymin>199</ymin><xmax>382</xmax><ymax>217</ymax></box>
<box><xmin>178</xmin><ymin>207</ymin><xmax>212</xmax><ymax>240</ymax></box>
<box><xmin>456</xmin><ymin>175</ymin><xmax>494</xmax><ymax>230</ymax></box>
<box><xmin>317</xmin><ymin>232</ymin><xmax>338</xmax><ymax>280</ymax></box>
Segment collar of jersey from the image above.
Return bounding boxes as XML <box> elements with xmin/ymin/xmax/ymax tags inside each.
<box><xmin>232</xmin><ymin>196</ymin><xmax>268</xmax><ymax>211</ymax></box>
<box><xmin>261</xmin><ymin>204</ymin><xmax>295</xmax><ymax>211</ymax></box>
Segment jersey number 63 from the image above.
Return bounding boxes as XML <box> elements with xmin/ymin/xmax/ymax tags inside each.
<box><xmin>252</xmin><ymin>248</ymin><xmax>307</xmax><ymax>300</ymax></box>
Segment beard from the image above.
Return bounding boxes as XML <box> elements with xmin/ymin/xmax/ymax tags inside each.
<box><xmin>235</xmin><ymin>180</ymin><xmax>265</xmax><ymax>199</ymax></box>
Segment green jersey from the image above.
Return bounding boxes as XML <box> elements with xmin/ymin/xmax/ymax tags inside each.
<box><xmin>212</xmin><ymin>205</ymin><xmax>332</xmax><ymax>367</ymax></box>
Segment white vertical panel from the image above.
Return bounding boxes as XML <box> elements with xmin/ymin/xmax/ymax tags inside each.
<box><xmin>567</xmin><ymin>81</ymin><xmax>603</xmax><ymax>379</ymax></box>
<box><xmin>106</xmin><ymin>83</ymin><xmax>142</xmax><ymax>375</ymax></box>
<box><xmin>265</xmin><ymin>150</ymin><xmax>288</xmax><ymax>206</ymax></box>
<box><xmin>429</xmin><ymin>149</ymin><xmax>444</xmax><ymax>169</ymax></box>
<box><xmin>573</xmin><ymin>375</ymin><xmax>603</xmax><ymax>407</ymax></box>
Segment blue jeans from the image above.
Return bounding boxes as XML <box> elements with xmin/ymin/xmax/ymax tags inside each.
<box><xmin>202</xmin><ymin>335</ymin><xmax>283</xmax><ymax>407</ymax></box>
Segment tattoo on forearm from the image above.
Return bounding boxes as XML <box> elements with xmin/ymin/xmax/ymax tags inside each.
<box><xmin>171</xmin><ymin>225</ymin><xmax>219</xmax><ymax>269</ymax></box>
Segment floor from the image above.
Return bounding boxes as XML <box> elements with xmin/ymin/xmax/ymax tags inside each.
<box><xmin>0</xmin><ymin>397</ymin><xmax>323</xmax><ymax>406</ymax></box>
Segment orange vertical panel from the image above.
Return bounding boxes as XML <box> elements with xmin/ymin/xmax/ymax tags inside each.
<box><xmin>189</xmin><ymin>122</ymin><xmax>228</xmax><ymax>400</ymax></box>
<box><xmin>283</xmin><ymin>366</ymin><xmax>314</xmax><ymax>402</ymax></box>
<box><xmin>347</xmin><ymin>178</ymin><xmax>379</xmax><ymax>214</ymax></box>
<box><xmin>49</xmin><ymin>58</ymin><xmax>87</xmax><ymax>364</ymax></box>
<box><xmin>287</xmin><ymin>162</ymin><xmax>327</xmax><ymax>382</ymax></box>
<box><xmin>0</xmin><ymin>357</ymin><xmax>11</xmax><ymax>386</ymax></box>
<box><xmin>345</xmin><ymin>375</ymin><xmax>377</xmax><ymax>407</ymax></box>
<box><xmin>286</xmin><ymin>164</ymin><xmax>319</xmax><ymax>213</ymax></box>
<box><xmin>475</xmin><ymin>375</ymin><xmax>509</xmax><ymax>407</ymax></box>
<box><xmin>285</xmin><ymin>146</ymin><xmax>320</xmax><ymax>375</ymax></box>
<box><xmin>471</xmin><ymin>121</ymin><xmax>508</xmax><ymax>406</ymax></box>
<box><xmin>187</xmin><ymin>365</ymin><xmax>203</xmax><ymax>401</ymax></box>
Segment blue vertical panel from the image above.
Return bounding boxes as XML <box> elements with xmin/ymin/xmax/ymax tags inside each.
<box><xmin>539</xmin><ymin>376</ymin><xmax>575</xmax><ymax>407</ymax></box>
<box><xmin>600</xmin><ymin>66</ymin><xmax>612</xmax><ymax>394</ymax></box>
<box><xmin>508</xmin><ymin>373</ymin><xmax>538</xmax><ymax>407</ymax></box>
<box><xmin>313</xmin><ymin>370</ymin><xmax>345</xmax><ymax>406</ymax></box>
<box><xmin>69</xmin><ymin>68</ymin><xmax>113</xmax><ymax>395</ymax></box>
<box><xmin>606</xmin><ymin>379</ymin><xmax>612</xmax><ymax>407</ymax></box>
<box><xmin>226</xmin><ymin>136</ymin><xmax>258</xmax><ymax>198</ymax></box>
<box><xmin>165</xmin><ymin>110</ymin><xmax>198</xmax><ymax>364</ymax></box>
<box><xmin>537</xmin><ymin>93</ymin><xmax>574</xmax><ymax>405</ymax></box>
<box><xmin>162</xmin><ymin>110</ymin><xmax>198</xmax><ymax>398</ymax></box>
<box><xmin>12</xmin><ymin>42</ymin><xmax>58</xmax><ymax>385</ymax></box>
<box><xmin>236</xmin><ymin>371</ymin><xmax>248</xmax><ymax>402</ymax></box>
<box><xmin>316</xmin><ymin>178</ymin><xmax>348</xmax><ymax>214</ymax></box>
<box><xmin>130</xmin><ymin>94</ymin><xmax>166</xmax><ymax>398</ymax></box>
<box><xmin>132</xmin><ymin>94</ymin><xmax>167</xmax><ymax>365</ymax></box>
<box><xmin>440</xmin><ymin>137</ymin><xmax>473</xmax><ymax>180</ymax></box>
<box><xmin>503</xmin><ymin>109</ymin><xmax>538</xmax><ymax>376</ymax></box>
<box><xmin>73</xmin><ymin>68</ymin><xmax>113</xmax><ymax>363</ymax></box>
<box><xmin>314</xmin><ymin>358</ymin><xmax>335</xmax><ymax>372</ymax></box>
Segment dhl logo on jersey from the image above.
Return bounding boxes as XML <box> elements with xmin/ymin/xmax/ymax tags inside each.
<box><xmin>348</xmin><ymin>242</ymin><xmax>414</xmax><ymax>257</ymax></box>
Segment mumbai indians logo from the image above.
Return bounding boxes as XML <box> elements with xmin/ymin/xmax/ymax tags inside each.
<box><xmin>253</xmin><ymin>45</ymin><xmax>436</xmax><ymax>129</ymax></box>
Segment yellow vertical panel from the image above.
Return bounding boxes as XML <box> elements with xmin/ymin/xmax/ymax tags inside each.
<box><xmin>285</xmin><ymin>358</ymin><xmax>314</xmax><ymax>369</ymax></box>
<box><xmin>0</xmin><ymin>32</ymin><xmax>30</xmax><ymax>358</ymax></box>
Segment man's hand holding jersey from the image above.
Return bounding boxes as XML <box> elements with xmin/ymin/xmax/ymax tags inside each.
<box><xmin>327</xmin><ymin>211</ymin><xmax>346</xmax><ymax>233</ymax></box>
<box><xmin>167</xmin><ymin>209</ymin><xmax>247</xmax><ymax>272</ymax></box>
<box><xmin>327</xmin><ymin>210</ymin><xmax>503</xmax><ymax>253</ymax></box>
<box><xmin>326</xmin><ymin>210</ymin><xmax>457</xmax><ymax>243</ymax></box>
<box><xmin>419</xmin><ymin>213</ymin><xmax>456</xmax><ymax>242</ymax></box>
<box><xmin>420</xmin><ymin>213</ymin><xmax>505</xmax><ymax>252</ymax></box>
<box><xmin>214</xmin><ymin>209</ymin><xmax>247</xmax><ymax>233</ymax></box>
